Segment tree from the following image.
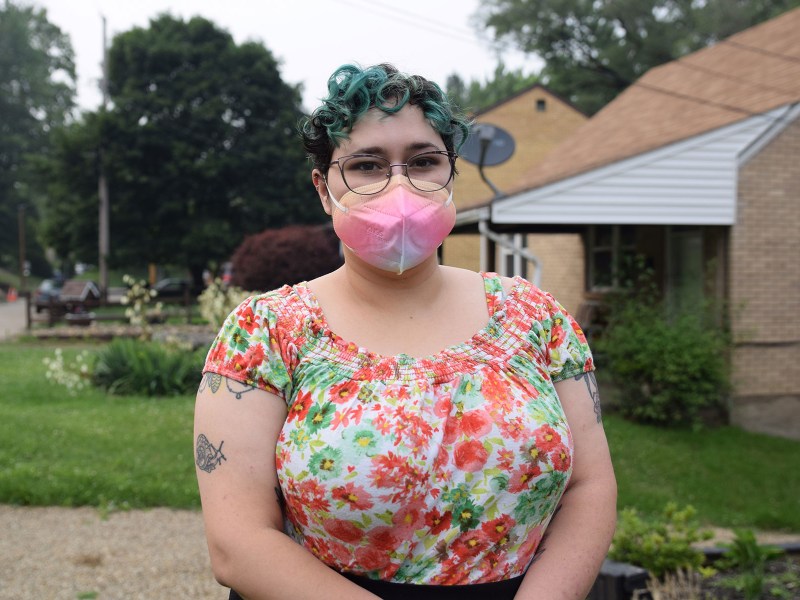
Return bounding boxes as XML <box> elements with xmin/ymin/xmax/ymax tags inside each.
<box><xmin>477</xmin><ymin>0</ymin><xmax>800</xmax><ymax>114</ymax></box>
<box><xmin>446</xmin><ymin>62</ymin><xmax>538</xmax><ymax>114</ymax></box>
<box><xmin>0</xmin><ymin>0</ymin><xmax>75</xmax><ymax>276</ymax></box>
<box><xmin>40</xmin><ymin>14</ymin><xmax>321</xmax><ymax>285</ymax></box>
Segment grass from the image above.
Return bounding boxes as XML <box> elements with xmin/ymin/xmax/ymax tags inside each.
<box><xmin>0</xmin><ymin>342</ymin><xmax>199</xmax><ymax>509</ymax></box>
<box><xmin>605</xmin><ymin>414</ymin><xmax>800</xmax><ymax>531</ymax></box>
<box><xmin>1</xmin><ymin>340</ymin><xmax>799</xmax><ymax>533</ymax></box>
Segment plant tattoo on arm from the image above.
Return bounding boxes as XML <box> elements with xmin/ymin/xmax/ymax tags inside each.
<box><xmin>198</xmin><ymin>372</ymin><xmax>257</xmax><ymax>399</ymax></box>
<box><xmin>195</xmin><ymin>433</ymin><xmax>227</xmax><ymax>473</ymax></box>
<box><xmin>575</xmin><ymin>371</ymin><xmax>602</xmax><ymax>423</ymax></box>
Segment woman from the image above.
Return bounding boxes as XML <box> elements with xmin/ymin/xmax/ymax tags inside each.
<box><xmin>195</xmin><ymin>63</ymin><xmax>616</xmax><ymax>600</ymax></box>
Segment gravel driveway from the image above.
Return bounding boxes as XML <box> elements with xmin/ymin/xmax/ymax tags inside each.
<box><xmin>0</xmin><ymin>505</ymin><xmax>224</xmax><ymax>599</ymax></box>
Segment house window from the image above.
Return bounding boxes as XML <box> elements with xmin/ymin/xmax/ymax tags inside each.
<box><xmin>536</xmin><ymin>99</ymin><xmax>547</xmax><ymax>112</ymax></box>
<box><xmin>587</xmin><ymin>225</ymin><xmax>636</xmax><ymax>290</ymax></box>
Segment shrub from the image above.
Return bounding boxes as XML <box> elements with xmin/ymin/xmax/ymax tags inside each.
<box><xmin>609</xmin><ymin>503</ymin><xmax>713</xmax><ymax>579</ymax></box>
<box><xmin>595</xmin><ymin>263</ymin><xmax>731</xmax><ymax>428</ymax></box>
<box><xmin>230</xmin><ymin>223</ymin><xmax>343</xmax><ymax>292</ymax></box>
<box><xmin>93</xmin><ymin>338</ymin><xmax>205</xmax><ymax>396</ymax></box>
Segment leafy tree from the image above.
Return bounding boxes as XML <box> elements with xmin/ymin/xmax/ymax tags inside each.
<box><xmin>477</xmin><ymin>0</ymin><xmax>800</xmax><ymax>114</ymax></box>
<box><xmin>39</xmin><ymin>14</ymin><xmax>320</xmax><ymax>285</ymax></box>
<box><xmin>446</xmin><ymin>62</ymin><xmax>538</xmax><ymax>114</ymax></box>
<box><xmin>0</xmin><ymin>0</ymin><xmax>75</xmax><ymax>275</ymax></box>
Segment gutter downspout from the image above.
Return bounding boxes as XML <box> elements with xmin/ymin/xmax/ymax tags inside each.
<box><xmin>479</xmin><ymin>220</ymin><xmax>542</xmax><ymax>287</ymax></box>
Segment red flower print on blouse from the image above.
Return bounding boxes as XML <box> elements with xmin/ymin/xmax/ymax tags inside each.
<box><xmin>323</xmin><ymin>518</ymin><xmax>364</xmax><ymax>544</ymax></box>
<box><xmin>297</xmin><ymin>479</ymin><xmax>330</xmax><ymax>512</ymax></box>
<box><xmin>481</xmin><ymin>515</ymin><xmax>516</xmax><ymax>542</ymax></box>
<box><xmin>461</xmin><ymin>409</ymin><xmax>493</xmax><ymax>438</ymax></box>
<box><xmin>548</xmin><ymin>318</ymin><xmax>566</xmax><ymax>352</ymax></box>
<box><xmin>330</xmin><ymin>539</ymin><xmax>353</xmax><ymax>565</ymax></box>
<box><xmin>425</xmin><ymin>508</ymin><xmax>452</xmax><ymax>535</ymax></box>
<box><xmin>454</xmin><ymin>439</ymin><xmax>489</xmax><ymax>472</ymax></box>
<box><xmin>367</xmin><ymin>526</ymin><xmax>400</xmax><ymax>552</ymax></box>
<box><xmin>550</xmin><ymin>443</ymin><xmax>572</xmax><ymax>472</ymax></box>
<box><xmin>452</xmin><ymin>529</ymin><xmax>491</xmax><ymax>561</ymax></box>
<box><xmin>392</xmin><ymin>501</ymin><xmax>426</xmax><ymax>534</ymax></box>
<box><xmin>508</xmin><ymin>465</ymin><xmax>543</xmax><ymax>493</ymax></box>
<box><xmin>433</xmin><ymin>395</ymin><xmax>452</xmax><ymax>418</ymax></box>
<box><xmin>286</xmin><ymin>390</ymin><xmax>313</xmax><ymax>423</ymax></box>
<box><xmin>242</xmin><ymin>343</ymin><xmax>265</xmax><ymax>371</ymax></box>
<box><xmin>332</xmin><ymin>483</ymin><xmax>374</xmax><ymax>511</ymax></box>
<box><xmin>329</xmin><ymin>380</ymin><xmax>360</xmax><ymax>404</ymax></box>
<box><xmin>479</xmin><ymin>369</ymin><xmax>511</xmax><ymax>405</ymax></box>
<box><xmin>237</xmin><ymin>305</ymin><xmax>258</xmax><ymax>334</ymax></box>
<box><xmin>356</xmin><ymin>545</ymin><xmax>391</xmax><ymax>571</ymax></box>
<box><xmin>443</xmin><ymin>408</ymin><xmax>492</xmax><ymax>444</ymax></box>
<box><xmin>534</xmin><ymin>424</ymin><xmax>561</xmax><ymax>452</ymax></box>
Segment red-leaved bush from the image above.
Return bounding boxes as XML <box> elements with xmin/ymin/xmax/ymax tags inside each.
<box><xmin>230</xmin><ymin>224</ymin><xmax>343</xmax><ymax>292</ymax></box>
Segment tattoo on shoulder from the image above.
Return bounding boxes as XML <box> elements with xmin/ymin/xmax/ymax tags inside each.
<box><xmin>574</xmin><ymin>371</ymin><xmax>602</xmax><ymax>423</ymax></box>
<box><xmin>198</xmin><ymin>372</ymin><xmax>222</xmax><ymax>394</ymax></box>
<box><xmin>198</xmin><ymin>373</ymin><xmax>256</xmax><ymax>399</ymax></box>
<box><xmin>226</xmin><ymin>378</ymin><xmax>257</xmax><ymax>399</ymax></box>
<box><xmin>195</xmin><ymin>433</ymin><xmax>227</xmax><ymax>473</ymax></box>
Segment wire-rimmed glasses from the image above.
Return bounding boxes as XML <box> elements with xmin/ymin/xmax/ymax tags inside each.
<box><xmin>327</xmin><ymin>150</ymin><xmax>457</xmax><ymax>195</ymax></box>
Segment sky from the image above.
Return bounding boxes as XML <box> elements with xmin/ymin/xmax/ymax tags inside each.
<box><xmin>34</xmin><ymin>0</ymin><xmax>541</xmax><ymax>113</ymax></box>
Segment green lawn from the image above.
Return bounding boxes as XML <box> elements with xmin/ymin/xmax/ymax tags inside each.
<box><xmin>1</xmin><ymin>341</ymin><xmax>799</xmax><ymax>533</ymax></box>
<box><xmin>0</xmin><ymin>343</ymin><xmax>198</xmax><ymax>508</ymax></box>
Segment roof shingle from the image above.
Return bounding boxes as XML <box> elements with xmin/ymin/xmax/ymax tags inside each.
<box><xmin>507</xmin><ymin>7</ymin><xmax>800</xmax><ymax>195</ymax></box>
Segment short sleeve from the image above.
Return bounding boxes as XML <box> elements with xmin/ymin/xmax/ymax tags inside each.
<box><xmin>203</xmin><ymin>294</ymin><xmax>292</xmax><ymax>399</ymax></box>
<box><xmin>542</xmin><ymin>296</ymin><xmax>594</xmax><ymax>382</ymax></box>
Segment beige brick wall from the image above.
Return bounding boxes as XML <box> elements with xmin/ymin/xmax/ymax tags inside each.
<box><xmin>441</xmin><ymin>233</ymin><xmax>585</xmax><ymax>316</ymax></box>
<box><xmin>444</xmin><ymin>86</ymin><xmax>588</xmax><ymax>310</ymax></box>
<box><xmin>730</xmin><ymin>119</ymin><xmax>800</xmax><ymax>400</ymax></box>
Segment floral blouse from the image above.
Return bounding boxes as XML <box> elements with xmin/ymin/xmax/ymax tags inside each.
<box><xmin>203</xmin><ymin>272</ymin><xmax>593</xmax><ymax>585</ymax></box>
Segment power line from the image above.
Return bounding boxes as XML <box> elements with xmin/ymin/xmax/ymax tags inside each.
<box><xmin>674</xmin><ymin>60</ymin><xmax>798</xmax><ymax>98</ymax></box>
<box><xmin>633</xmin><ymin>79</ymin><xmax>797</xmax><ymax>125</ymax></box>
<box><xmin>329</xmin><ymin>0</ymin><xmax>482</xmax><ymax>46</ymax></box>
<box><xmin>721</xmin><ymin>39</ymin><xmax>800</xmax><ymax>64</ymax></box>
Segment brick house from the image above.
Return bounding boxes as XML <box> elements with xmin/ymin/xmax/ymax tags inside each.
<box><xmin>468</xmin><ymin>8</ymin><xmax>800</xmax><ymax>438</ymax></box>
<box><xmin>442</xmin><ymin>84</ymin><xmax>588</xmax><ymax>313</ymax></box>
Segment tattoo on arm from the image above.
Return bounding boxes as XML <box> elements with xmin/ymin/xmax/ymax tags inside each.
<box><xmin>198</xmin><ymin>372</ymin><xmax>256</xmax><ymax>399</ymax></box>
<box><xmin>574</xmin><ymin>371</ymin><xmax>602</xmax><ymax>423</ymax></box>
<box><xmin>195</xmin><ymin>433</ymin><xmax>227</xmax><ymax>473</ymax></box>
<box><xmin>198</xmin><ymin>372</ymin><xmax>222</xmax><ymax>394</ymax></box>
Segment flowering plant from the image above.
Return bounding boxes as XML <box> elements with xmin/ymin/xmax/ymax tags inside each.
<box><xmin>198</xmin><ymin>278</ymin><xmax>252</xmax><ymax>330</ymax></box>
<box><xmin>120</xmin><ymin>274</ymin><xmax>163</xmax><ymax>338</ymax></box>
<box><xmin>42</xmin><ymin>348</ymin><xmax>93</xmax><ymax>396</ymax></box>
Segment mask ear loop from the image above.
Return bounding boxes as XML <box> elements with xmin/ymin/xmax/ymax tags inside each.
<box><xmin>322</xmin><ymin>178</ymin><xmax>348</xmax><ymax>213</ymax></box>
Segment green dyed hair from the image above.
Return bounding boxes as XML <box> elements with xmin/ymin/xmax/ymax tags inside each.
<box><xmin>299</xmin><ymin>63</ymin><xmax>471</xmax><ymax>172</ymax></box>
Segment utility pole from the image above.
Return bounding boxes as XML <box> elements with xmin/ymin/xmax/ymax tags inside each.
<box><xmin>98</xmin><ymin>14</ymin><xmax>110</xmax><ymax>304</ymax></box>
<box><xmin>17</xmin><ymin>204</ymin><xmax>26</xmax><ymax>295</ymax></box>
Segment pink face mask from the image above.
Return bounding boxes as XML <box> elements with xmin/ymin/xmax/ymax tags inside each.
<box><xmin>325</xmin><ymin>178</ymin><xmax>456</xmax><ymax>274</ymax></box>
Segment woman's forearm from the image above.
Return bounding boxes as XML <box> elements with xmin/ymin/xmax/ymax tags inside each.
<box><xmin>208</xmin><ymin>525</ymin><xmax>380</xmax><ymax>600</ymax></box>
<box><xmin>514</xmin><ymin>477</ymin><xmax>617</xmax><ymax>599</ymax></box>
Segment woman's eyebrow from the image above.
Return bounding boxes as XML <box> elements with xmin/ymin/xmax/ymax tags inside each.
<box><xmin>349</xmin><ymin>142</ymin><xmax>442</xmax><ymax>156</ymax></box>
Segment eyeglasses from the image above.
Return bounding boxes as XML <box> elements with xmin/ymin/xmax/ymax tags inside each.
<box><xmin>327</xmin><ymin>150</ymin><xmax>457</xmax><ymax>195</ymax></box>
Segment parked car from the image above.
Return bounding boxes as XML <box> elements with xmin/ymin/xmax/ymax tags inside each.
<box><xmin>33</xmin><ymin>279</ymin><xmax>62</xmax><ymax>313</ymax></box>
<box><xmin>152</xmin><ymin>278</ymin><xmax>194</xmax><ymax>299</ymax></box>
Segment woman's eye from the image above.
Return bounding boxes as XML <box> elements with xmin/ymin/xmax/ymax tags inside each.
<box><xmin>409</xmin><ymin>155</ymin><xmax>440</xmax><ymax>169</ymax></box>
<box><xmin>346</xmin><ymin>158</ymin><xmax>387</xmax><ymax>173</ymax></box>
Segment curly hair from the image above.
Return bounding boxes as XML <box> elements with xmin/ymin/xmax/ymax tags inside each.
<box><xmin>299</xmin><ymin>63</ymin><xmax>471</xmax><ymax>172</ymax></box>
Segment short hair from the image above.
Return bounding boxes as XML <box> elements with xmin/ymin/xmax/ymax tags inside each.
<box><xmin>299</xmin><ymin>63</ymin><xmax>471</xmax><ymax>172</ymax></box>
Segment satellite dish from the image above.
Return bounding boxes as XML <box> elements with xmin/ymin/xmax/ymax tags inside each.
<box><xmin>459</xmin><ymin>123</ymin><xmax>516</xmax><ymax>167</ymax></box>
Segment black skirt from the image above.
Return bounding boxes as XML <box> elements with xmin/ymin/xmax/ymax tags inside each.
<box><xmin>229</xmin><ymin>572</ymin><xmax>524</xmax><ymax>599</ymax></box>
